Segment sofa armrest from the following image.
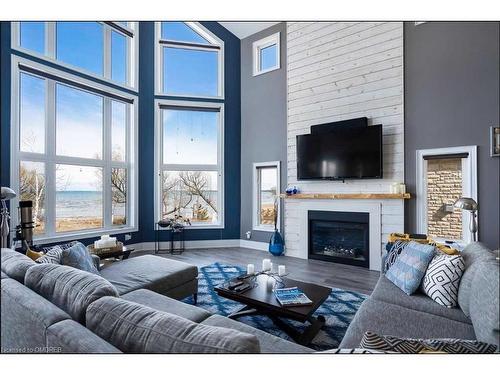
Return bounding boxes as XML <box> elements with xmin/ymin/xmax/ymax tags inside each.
<box><xmin>91</xmin><ymin>254</ymin><xmax>101</xmax><ymax>271</ymax></box>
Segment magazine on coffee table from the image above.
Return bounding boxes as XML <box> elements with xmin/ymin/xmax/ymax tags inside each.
<box><xmin>274</xmin><ymin>287</ymin><xmax>313</xmax><ymax>307</ymax></box>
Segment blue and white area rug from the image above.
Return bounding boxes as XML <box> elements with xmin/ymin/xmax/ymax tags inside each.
<box><xmin>183</xmin><ymin>263</ymin><xmax>367</xmax><ymax>351</ymax></box>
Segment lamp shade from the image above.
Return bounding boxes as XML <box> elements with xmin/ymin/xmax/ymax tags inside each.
<box><xmin>1</xmin><ymin>187</ymin><xmax>16</xmax><ymax>200</ymax></box>
<box><xmin>454</xmin><ymin>197</ymin><xmax>478</xmax><ymax>211</ymax></box>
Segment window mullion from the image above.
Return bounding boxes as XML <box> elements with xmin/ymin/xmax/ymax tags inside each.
<box><xmin>103</xmin><ymin>98</ymin><xmax>112</xmax><ymax>229</ymax></box>
<box><xmin>104</xmin><ymin>25</ymin><xmax>112</xmax><ymax>80</ymax></box>
<box><xmin>45</xmin><ymin>79</ymin><xmax>56</xmax><ymax>237</ymax></box>
<box><xmin>46</xmin><ymin>22</ymin><xmax>56</xmax><ymax>58</ymax></box>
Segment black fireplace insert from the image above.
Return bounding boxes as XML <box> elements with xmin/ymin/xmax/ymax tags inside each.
<box><xmin>308</xmin><ymin>210</ymin><xmax>369</xmax><ymax>268</ymax></box>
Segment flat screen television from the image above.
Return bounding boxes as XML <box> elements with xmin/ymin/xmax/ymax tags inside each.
<box><xmin>296</xmin><ymin>125</ymin><xmax>383</xmax><ymax>180</ymax></box>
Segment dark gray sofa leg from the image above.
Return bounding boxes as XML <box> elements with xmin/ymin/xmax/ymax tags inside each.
<box><xmin>193</xmin><ymin>293</ymin><xmax>198</xmax><ymax>305</ymax></box>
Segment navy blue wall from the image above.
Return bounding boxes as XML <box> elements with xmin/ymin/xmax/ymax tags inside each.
<box><xmin>0</xmin><ymin>21</ymin><xmax>241</xmax><ymax>247</ymax></box>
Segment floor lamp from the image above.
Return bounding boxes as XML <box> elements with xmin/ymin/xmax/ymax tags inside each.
<box><xmin>454</xmin><ymin>197</ymin><xmax>478</xmax><ymax>242</ymax></box>
<box><xmin>1</xmin><ymin>187</ymin><xmax>17</xmax><ymax>248</ymax></box>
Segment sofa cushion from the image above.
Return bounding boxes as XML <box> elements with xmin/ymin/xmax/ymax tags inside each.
<box><xmin>46</xmin><ymin>319</ymin><xmax>122</xmax><ymax>353</ymax></box>
<box><xmin>86</xmin><ymin>297</ymin><xmax>260</xmax><ymax>353</ymax></box>
<box><xmin>122</xmin><ymin>288</ymin><xmax>211</xmax><ymax>323</ymax></box>
<box><xmin>1</xmin><ymin>277</ymin><xmax>71</xmax><ymax>353</ymax></box>
<box><xmin>458</xmin><ymin>242</ymin><xmax>496</xmax><ymax>317</ymax></box>
<box><xmin>422</xmin><ymin>254</ymin><xmax>465</xmax><ymax>308</ymax></box>
<box><xmin>201</xmin><ymin>314</ymin><xmax>314</xmax><ymax>353</ymax></box>
<box><xmin>1</xmin><ymin>271</ymin><xmax>8</xmax><ymax>279</ymax></box>
<box><xmin>360</xmin><ymin>331</ymin><xmax>497</xmax><ymax>354</ymax></box>
<box><xmin>370</xmin><ymin>276</ymin><xmax>471</xmax><ymax>324</ymax></box>
<box><xmin>0</xmin><ymin>248</ymin><xmax>36</xmax><ymax>283</ymax></box>
<box><xmin>469</xmin><ymin>260</ymin><xmax>500</xmax><ymax>347</ymax></box>
<box><xmin>339</xmin><ymin>298</ymin><xmax>476</xmax><ymax>349</ymax></box>
<box><xmin>25</xmin><ymin>263</ymin><xmax>119</xmax><ymax>324</ymax></box>
<box><xmin>385</xmin><ymin>241</ymin><xmax>436</xmax><ymax>295</ymax></box>
<box><xmin>99</xmin><ymin>255</ymin><xmax>198</xmax><ymax>295</ymax></box>
<box><xmin>61</xmin><ymin>242</ymin><xmax>99</xmax><ymax>275</ymax></box>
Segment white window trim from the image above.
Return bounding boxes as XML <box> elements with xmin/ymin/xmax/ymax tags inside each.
<box><xmin>416</xmin><ymin>145</ymin><xmax>478</xmax><ymax>244</ymax></box>
<box><xmin>10</xmin><ymin>56</ymin><xmax>139</xmax><ymax>245</ymax></box>
<box><xmin>252</xmin><ymin>161</ymin><xmax>281</xmax><ymax>232</ymax></box>
<box><xmin>154</xmin><ymin>22</ymin><xmax>224</xmax><ymax>100</ymax></box>
<box><xmin>252</xmin><ymin>32</ymin><xmax>280</xmax><ymax>77</ymax></box>
<box><xmin>154</xmin><ymin>99</ymin><xmax>225</xmax><ymax>230</ymax></box>
<box><xmin>11</xmin><ymin>21</ymin><xmax>139</xmax><ymax>91</ymax></box>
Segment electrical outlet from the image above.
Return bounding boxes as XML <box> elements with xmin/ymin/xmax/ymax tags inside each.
<box><xmin>246</xmin><ymin>231</ymin><xmax>251</xmax><ymax>240</ymax></box>
<box><xmin>125</xmin><ymin>234</ymin><xmax>132</xmax><ymax>241</ymax></box>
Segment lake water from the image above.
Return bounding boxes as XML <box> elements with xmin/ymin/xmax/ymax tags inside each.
<box><xmin>56</xmin><ymin>191</ymin><xmax>124</xmax><ymax>218</ymax></box>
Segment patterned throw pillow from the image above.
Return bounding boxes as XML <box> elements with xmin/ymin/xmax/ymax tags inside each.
<box><xmin>36</xmin><ymin>246</ymin><xmax>64</xmax><ymax>264</ymax></box>
<box><xmin>360</xmin><ymin>331</ymin><xmax>497</xmax><ymax>354</ymax></box>
<box><xmin>61</xmin><ymin>242</ymin><xmax>100</xmax><ymax>275</ymax></box>
<box><xmin>422</xmin><ymin>254</ymin><xmax>465</xmax><ymax>308</ymax></box>
<box><xmin>385</xmin><ymin>241</ymin><xmax>435</xmax><ymax>295</ymax></box>
<box><xmin>383</xmin><ymin>241</ymin><xmax>410</xmax><ymax>273</ymax></box>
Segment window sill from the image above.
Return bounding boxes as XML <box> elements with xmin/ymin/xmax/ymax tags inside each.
<box><xmin>252</xmin><ymin>226</ymin><xmax>278</xmax><ymax>233</ymax></box>
<box><xmin>252</xmin><ymin>66</ymin><xmax>280</xmax><ymax>77</ymax></box>
<box><xmin>31</xmin><ymin>226</ymin><xmax>138</xmax><ymax>245</ymax></box>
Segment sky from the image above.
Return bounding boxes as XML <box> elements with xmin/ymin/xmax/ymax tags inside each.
<box><xmin>19</xmin><ymin>22</ymin><xmax>221</xmax><ymax>191</ymax></box>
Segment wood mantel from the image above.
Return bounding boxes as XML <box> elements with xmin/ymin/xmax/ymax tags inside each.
<box><xmin>280</xmin><ymin>193</ymin><xmax>411</xmax><ymax>200</ymax></box>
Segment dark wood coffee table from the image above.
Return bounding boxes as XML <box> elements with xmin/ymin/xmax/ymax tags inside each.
<box><xmin>214</xmin><ymin>274</ymin><xmax>331</xmax><ymax>346</ymax></box>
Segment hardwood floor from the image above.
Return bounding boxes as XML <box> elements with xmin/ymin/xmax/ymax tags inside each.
<box><xmin>131</xmin><ymin>247</ymin><xmax>380</xmax><ymax>295</ymax></box>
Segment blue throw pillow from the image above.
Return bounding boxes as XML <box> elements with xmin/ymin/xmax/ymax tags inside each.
<box><xmin>61</xmin><ymin>242</ymin><xmax>100</xmax><ymax>275</ymax></box>
<box><xmin>385</xmin><ymin>241</ymin><xmax>436</xmax><ymax>295</ymax></box>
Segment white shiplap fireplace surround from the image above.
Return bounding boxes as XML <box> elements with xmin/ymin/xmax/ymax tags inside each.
<box><xmin>284</xmin><ymin>22</ymin><xmax>405</xmax><ymax>271</ymax></box>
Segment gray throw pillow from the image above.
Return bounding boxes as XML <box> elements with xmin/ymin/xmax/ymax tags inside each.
<box><xmin>36</xmin><ymin>246</ymin><xmax>64</xmax><ymax>264</ymax></box>
<box><xmin>86</xmin><ymin>297</ymin><xmax>261</xmax><ymax>354</ymax></box>
<box><xmin>61</xmin><ymin>242</ymin><xmax>99</xmax><ymax>275</ymax></box>
<box><xmin>25</xmin><ymin>263</ymin><xmax>119</xmax><ymax>324</ymax></box>
<box><xmin>360</xmin><ymin>331</ymin><xmax>497</xmax><ymax>354</ymax></box>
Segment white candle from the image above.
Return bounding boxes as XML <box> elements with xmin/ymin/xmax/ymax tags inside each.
<box><xmin>246</xmin><ymin>264</ymin><xmax>255</xmax><ymax>275</ymax></box>
<box><xmin>269</xmin><ymin>262</ymin><xmax>274</xmax><ymax>273</ymax></box>
<box><xmin>278</xmin><ymin>265</ymin><xmax>286</xmax><ymax>276</ymax></box>
<box><xmin>262</xmin><ymin>259</ymin><xmax>271</xmax><ymax>271</ymax></box>
<box><xmin>266</xmin><ymin>276</ymin><xmax>275</xmax><ymax>291</ymax></box>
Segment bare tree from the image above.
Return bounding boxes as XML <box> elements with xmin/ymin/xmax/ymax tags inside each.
<box><xmin>178</xmin><ymin>171</ymin><xmax>216</xmax><ymax>212</ymax></box>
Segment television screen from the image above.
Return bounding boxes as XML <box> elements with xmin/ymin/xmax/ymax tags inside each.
<box><xmin>296</xmin><ymin>125</ymin><xmax>383</xmax><ymax>180</ymax></box>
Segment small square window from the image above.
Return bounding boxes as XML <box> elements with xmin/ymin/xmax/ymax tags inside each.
<box><xmin>253</xmin><ymin>32</ymin><xmax>280</xmax><ymax>76</ymax></box>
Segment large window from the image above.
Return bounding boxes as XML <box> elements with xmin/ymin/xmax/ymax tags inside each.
<box><xmin>253</xmin><ymin>162</ymin><xmax>280</xmax><ymax>232</ymax></box>
<box><xmin>13</xmin><ymin>22</ymin><xmax>138</xmax><ymax>88</ymax></box>
<box><xmin>156</xmin><ymin>101</ymin><xmax>224</xmax><ymax>227</ymax></box>
<box><xmin>11</xmin><ymin>57</ymin><xmax>137</xmax><ymax>242</ymax></box>
<box><xmin>416</xmin><ymin>146</ymin><xmax>477</xmax><ymax>243</ymax></box>
<box><xmin>156</xmin><ymin>22</ymin><xmax>223</xmax><ymax>98</ymax></box>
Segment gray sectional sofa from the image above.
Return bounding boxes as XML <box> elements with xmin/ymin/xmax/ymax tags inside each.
<box><xmin>0</xmin><ymin>248</ymin><xmax>311</xmax><ymax>354</ymax></box>
<box><xmin>340</xmin><ymin>242</ymin><xmax>499</xmax><ymax>349</ymax></box>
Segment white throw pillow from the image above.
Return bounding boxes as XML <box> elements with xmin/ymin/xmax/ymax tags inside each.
<box><xmin>422</xmin><ymin>254</ymin><xmax>465</xmax><ymax>307</ymax></box>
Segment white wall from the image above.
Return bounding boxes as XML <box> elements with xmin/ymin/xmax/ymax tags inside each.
<box><xmin>285</xmin><ymin>22</ymin><xmax>405</xmax><ymax>263</ymax></box>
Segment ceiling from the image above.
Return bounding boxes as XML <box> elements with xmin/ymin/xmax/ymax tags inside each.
<box><xmin>218</xmin><ymin>22</ymin><xmax>280</xmax><ymax>39</ymax></box>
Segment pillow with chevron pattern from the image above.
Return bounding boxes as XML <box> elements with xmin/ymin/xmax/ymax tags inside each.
<box><xmin>360</xmin><ymin>331</ymin><xmax>497</xmax><ymax>354</ymax></box>
<box><xmin>422</xmin><ymin>254</ymin><xmax>465</xmax><ymax>307</ymax></box>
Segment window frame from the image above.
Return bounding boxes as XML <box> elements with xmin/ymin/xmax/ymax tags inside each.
<box><xmin>10</xmin><ymin>56</ymin><xmax>139</xmax><ymax>244</ymax></box>
<box><xmin>252</xmin><ymin>161</ymin><xmax>281</xmax><ymax>232</ymax></box>
<box><xmin>11</xmin><ymin>22</ymin><xmax>139</xmax><ymax>90</ymax></box>
<box><xmin>252</xmin><ymin>32</ymin><xmax>280</xmax><ymax>76</ymax></box>
<box><xmin>154</xmin><ymin>22</ymin><xmax>224</xmax><ymax>99</ymax></box>
<box><xmin>416</xmin><ymin>145</ymin><xmax>478</xmax><ymax>244</ymax></box>
<box><xmin>154</xmin><ymin>99</ymin><xmax>225</xmax><ymax>229</ymax></box>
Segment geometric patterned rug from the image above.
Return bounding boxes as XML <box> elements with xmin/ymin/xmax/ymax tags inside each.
<box><xmin>182</xmin><ymin>262</ymin><xmax>367</xmax><ymax>351</ymax></box>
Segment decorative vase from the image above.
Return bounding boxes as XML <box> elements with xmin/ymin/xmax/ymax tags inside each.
<box><xmin>269</xmin><ymin>229</ymin><xmax>285</xmax><ymax>256</ymax></box>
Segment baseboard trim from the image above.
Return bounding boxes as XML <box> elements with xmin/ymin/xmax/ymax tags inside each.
<box><xmin>132</xmin><ymin>239</ymin><xmax>241</xmax><ymax>251</ymax></box>
<box><xmin>239</xmin><ymin>239</ymin><xmax>268</xmax><ymax>251</ymax></box>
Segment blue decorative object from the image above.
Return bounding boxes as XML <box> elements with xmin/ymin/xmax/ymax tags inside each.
<box><xmin>182</xmin><ymin>263</ymin><xmax>367</xmax><ymax>350</ymax></box>
<box><xmin>269</xmin><ymin>229</ymin><xmax>285</xmax><ymax>256</ymax></box>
